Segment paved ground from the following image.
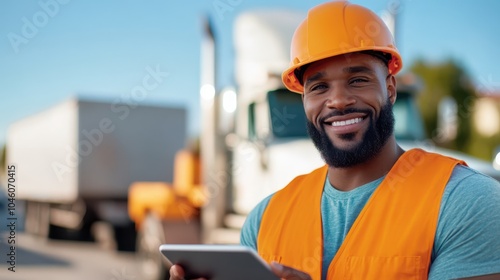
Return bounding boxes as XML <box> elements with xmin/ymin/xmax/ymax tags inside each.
<box><xmin>0</xmin><ymin>232</ymin><xmax>142</xmax><ymax>280</ymax></box>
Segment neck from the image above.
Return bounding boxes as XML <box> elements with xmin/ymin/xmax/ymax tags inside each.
<box><xmin>327</xmin><ymin>137</ymin><xmax>404</xmax><ymax>192</ymax></box>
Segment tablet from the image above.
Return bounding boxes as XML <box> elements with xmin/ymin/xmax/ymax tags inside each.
<box><xmin>159</xmin><ymin>244</ymin><xmax>279</xmax><ymax>280</ymax></box>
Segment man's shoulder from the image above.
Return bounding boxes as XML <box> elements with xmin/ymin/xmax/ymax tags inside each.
<box><xmin>438</xmin><ymin>163</ymin><xmax>500</xmax><ymax>223</ymax></box>
<box><xmin>447</xmin><ymin>164</ymin><xmax>500</xmax><ymax>190</ymax></box>
<box><xmin>423</xmin><ymin>148</ymin><xmax>500</xmax><ymax>186</ymax></box>
<box><xmin>440</xmin><ymin>164</ymin><xmax>500</xmax><ymax>210</ymax></box>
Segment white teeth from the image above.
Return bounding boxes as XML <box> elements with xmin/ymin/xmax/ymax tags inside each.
<box><xmin>332</xmin><ymin>117</ymin><xmax>363</xmax><ymax>127</ymax></box>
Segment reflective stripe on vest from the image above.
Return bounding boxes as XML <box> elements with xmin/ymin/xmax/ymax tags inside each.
<box><xmin>257</xmin><ymin>149</ymin><xmax>465</xmax><ymax>280</ymax></box>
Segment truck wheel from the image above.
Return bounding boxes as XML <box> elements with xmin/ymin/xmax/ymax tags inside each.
<box><xmin>114</xmin><ymin>222</ymin><xmax>137</xmax><ymax>252</ymax></box>
<box><xmin>137</xmin><ymin>213</ymin><xmax>168</xmax><ymax>280</ymax></box>
<box><xmin>48</xmin><ymin>203</ymin><xmax>95</xmax><ymax>241</ymax></box>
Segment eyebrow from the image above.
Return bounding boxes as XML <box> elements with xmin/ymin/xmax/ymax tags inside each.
<box><xmin>304</xmin><ymin>72</ymin><xmax>325</xmax><ymax>87</ymax></box>
<box><xmin>304</xmin><ymin>65</ymin><xmax>376</xmax><ymax>87</ymax></box>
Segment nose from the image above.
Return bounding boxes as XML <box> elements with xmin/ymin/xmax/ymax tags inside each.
<box><xmin>324</xmin><ymin>86</ymin><xmax>355</xmax><ymax>110</ymax></box>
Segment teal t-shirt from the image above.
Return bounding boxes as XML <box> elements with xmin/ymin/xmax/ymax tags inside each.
<box><xmin>240</xmin><ymin>165</ymin><xmax>500</xmax><ymax>279</ymax></box>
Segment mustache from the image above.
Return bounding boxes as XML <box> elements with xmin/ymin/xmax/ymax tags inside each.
<box><xmin>319</xmin><ymin>108</ymin><xmax>372</xmax><ymax>123</ymax></box>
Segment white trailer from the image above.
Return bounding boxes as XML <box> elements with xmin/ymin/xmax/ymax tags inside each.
<box><xmin>7</xmin><ymin>97</ymin><xmax>186</xmax><ymax>249</ymax></box>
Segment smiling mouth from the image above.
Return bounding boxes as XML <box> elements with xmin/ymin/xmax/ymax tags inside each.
<box><xmin>331</xmin><ymin>117</ymin><xmax>364</xmax><ymax>127</ymax></box>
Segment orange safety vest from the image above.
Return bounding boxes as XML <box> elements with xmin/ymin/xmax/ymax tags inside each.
<box><xmin>257</xmin><ymin>149</ymin><xmax>465</xmax><ymax>280</ymax></box>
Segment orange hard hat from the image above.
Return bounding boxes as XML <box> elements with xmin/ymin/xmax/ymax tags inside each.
<box><xmin>282</xmin><ymin>1</ymin><xmax>403</xmax><ymax>93</ymax></box>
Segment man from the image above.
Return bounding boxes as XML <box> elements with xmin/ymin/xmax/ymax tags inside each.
<box><xmin>171</xmin><ymin>1</ymin><xmax>500</xmax><ymax>279</ymax></box>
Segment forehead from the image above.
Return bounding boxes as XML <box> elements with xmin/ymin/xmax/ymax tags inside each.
<box><xmin>303</xmin><ymin>52</ymin><xmax>384</xmax><ymax>80</ymax></box>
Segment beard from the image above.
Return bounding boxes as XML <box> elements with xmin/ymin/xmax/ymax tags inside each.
<box><xmin>306</xmin><ymin>99</ymin><xmax>395</xmax><ymax>168</ymax></box>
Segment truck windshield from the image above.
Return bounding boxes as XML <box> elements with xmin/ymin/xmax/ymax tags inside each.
<box><xmin>393</xmin><ymin>92</ymin><xmax>426</xmax><ymax>141</ymax></box>
<box><xmin>268</xmin><ymin>89</ymin><xmax>308</xmax><ymax>138</ymax></box>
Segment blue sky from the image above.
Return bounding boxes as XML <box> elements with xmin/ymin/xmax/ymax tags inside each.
<box><xmin>1</xmin><ymin>0</ymin><xmax>500</xmax><ymax>147</ymax></box>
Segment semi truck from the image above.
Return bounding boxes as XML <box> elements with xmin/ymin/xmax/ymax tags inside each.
<box><xmin>127</xmin><ymin>8</ymin><xmax>500</xmax><ymax>280</ymax></box>
<box><xmin>6</xmin><ymin>97</ymin><xmax>187</xmax><ymax>250</ymax></box>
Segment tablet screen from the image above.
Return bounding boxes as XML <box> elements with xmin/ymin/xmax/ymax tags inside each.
<box><xmin>159</xmin><ymin>244</ymin><xmax>279</xmax><ymax>280</ymax></box>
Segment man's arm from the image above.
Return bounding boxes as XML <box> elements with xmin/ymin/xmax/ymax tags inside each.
<box><xmin>240</xmin><ymin>194</ymin><xmax>274</xmax><ymax>249</ymax></box>
<box><xmin>429</xmin><ymin>167</ymin><xmax>500</xmax><ymax>279</ymax></box>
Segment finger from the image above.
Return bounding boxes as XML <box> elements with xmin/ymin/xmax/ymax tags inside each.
<box><xmin>270</xmin><ymin>262</ymin><xmax>311</xmax><ymax>280</ymax></box>
<box><xmin>170</xmin><ymin>265</ymin><xmax>208</xmax><ymax>280</ymax></box>
<box><xmin>169</xmin><ymin>264</ymin><xmax>185</xmax><ymax>280</ymax></box>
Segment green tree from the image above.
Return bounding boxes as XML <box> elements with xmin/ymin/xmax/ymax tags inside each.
<box><xmin>410</xmin><ymin>59</ymin><xmax>476</xmax><ymax>152</ymax></box>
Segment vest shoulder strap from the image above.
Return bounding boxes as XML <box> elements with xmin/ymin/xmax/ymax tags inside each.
<box><xmin>258</xmin><ymin>165</ymin><xmax>327</xmax><ymax>279</ymax></box>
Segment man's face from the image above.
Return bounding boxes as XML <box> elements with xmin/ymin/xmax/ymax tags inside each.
<box><xmin>301</xmin><ymin>53</ymin><xmax>397</xmax><ymax>168</ymax></box>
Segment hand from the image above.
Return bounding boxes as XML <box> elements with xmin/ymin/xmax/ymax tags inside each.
<box><xmin>270</xmin><ymin>262</ymin><xmax>312</xmax><ymax>280</ymax></box>
<box><xmin>169</xmin><ymin>264</ymin><xmax>208</xmax><ymax>280</ymax></box>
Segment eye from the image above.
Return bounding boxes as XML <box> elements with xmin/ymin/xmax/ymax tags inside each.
<box><xmin>349</xmin><ymin>77</ymin><xmax>370</xmax><ymax>87</ymax></box>
<box><xmin>306</xmin><ymin>83</ymin><xmax>328</xmax><ymax>93</ymax></box>
<box><xmin>312</xmin><ymin>84</ymin><xmax>328</xmax><ymax>90</ymax></box>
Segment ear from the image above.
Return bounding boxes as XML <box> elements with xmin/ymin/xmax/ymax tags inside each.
<box><xmin>386</xmin><ymin>74</ymin><xmax>397</xmax><ymax>104</ymax></box>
